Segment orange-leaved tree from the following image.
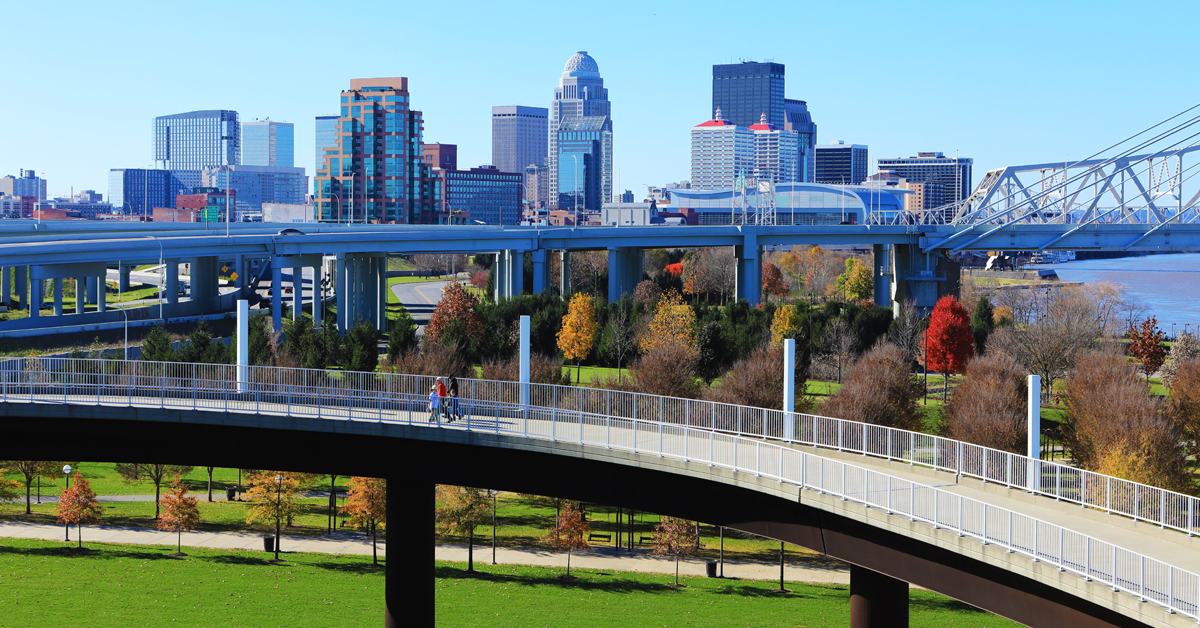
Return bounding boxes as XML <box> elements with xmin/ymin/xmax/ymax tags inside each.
<box><xmin>158</xmin><ymin>474</ymin><xmax>201</xmax><ymax>556</ymax></box>
<box><xmin>0</xmin><ymin>466</ymin><xmax>20</xmax><ymax>505</ymax></box>
<box><xmin>924</xmin><ymin>295</ymin><xmax>974</xmax><ymax>400</ymax></box>
<box><xmin>435</xmin><ymin>485</ymin><xmax>491</xmax><ymax>573</ymax></box>
<box><xmin>342</xmin><ymin>476</ymin><xmax>387</xmax><ymax>566</ymax></box>
<box><xmin>244</xmin><ymin>472</ymin><xmax>302</xmax><ymax>560</ymax></box>
<box><xmin>761</xmin><ymin>261</ymin><xmax>789</xmax><ymax>301</ymax></box>
<box><xmin>543</xmin><ymin>502</ymin><xmax>590</xmax><ymax>578</ymax></box>
<box><xmin>56</xmin><ymin>471</ymin><xmax>101</xmax><ymax>550</ymax></box>
<box><xmin>1</xmin><ymin>460</ymin><xmax>64</xmax><ymax>514</ymax></box>
<box><xmin>425</xmin><ymin>282</ymin><xmax>484</xmax><ymax>344</ymax></box>
<box><xmin>769</xmin><ymin>304</ymin><xmax>800</xmax><ymax>348</ymax></box>
<box><xmin>652</xmin><ymin>515</ymin><xmax>700</xmax><ymax>586</ymax></box>
<box><xmin>1127</xmin><ymin>316</ymin><xmax>1167</xmax><ymax>380</ymax></box>
<box><xmin>114</xmin><ymin>463</ymin><xmax>194</xmax><ymax>519</ymax></box>
<box><xmin>640</xmin><ymin>290</ymin><xmax>696</xmax><ymax>354</ymax></box>
<box><xmin>557</xmin><ymin>293</ymin><xmax>598</xmax><ymax>383</ymax></box>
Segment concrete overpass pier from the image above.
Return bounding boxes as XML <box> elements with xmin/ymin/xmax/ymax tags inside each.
<box><xmin>333</xmin><ymin>253</ymin><xmax>386</xmax><ymax>334</ymax></box>
<box><xmin>850</xmin><ymin>565</ymin><xmax>909</xmax><ymax>628</ymax></box>
<box><xmin>606</xmin><ymin>247</ymin><xmax>642</xmax><ymax>301</ymax></box>
<box><xmin>493</xmin><ymin>250</ymin><xmax>525</xmax><ymax>300</ymax></box>
<box><xmin>734</xmin><ymin>235</ymin><xmax>762</xmax><ymax>305</ymax></box>
<box><xmin>385</xmin><ymin>479</ymin><xmax>434</xmax><ymax>628</ymax></box>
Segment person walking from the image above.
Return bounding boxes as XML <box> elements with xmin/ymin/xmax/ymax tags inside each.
<box><xmin>436</xmin><ymin>377</ymin><xmax>450</xmax><ymax>422</ymax></box>
<box><xmin>428</xmin><ymin>384</ymin><xmax>441</xmax><ymax>423</ymax></box>
<box><xmin>447</xmin><ymin>374</ymin><xmax>462</xmax><ymax>422</ymax></box>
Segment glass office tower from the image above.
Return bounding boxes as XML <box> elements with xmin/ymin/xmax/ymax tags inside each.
<box><xmin>242</xmin><ymin>120</ymin><xmax>295</xmax><ymax>168</ymax></box>
<box><xmin>549</xmin><ymin>51</ymin><xmax>612</xmax><ymax>209</ymax></box>
<box><xmin>314</xmin><ymin>115</ymin><xmax>338</xmax><ymax>176</ymax></box>
<box><xmin>154</xmin><ymin>110</ymin><xmax>240</xmax><ymax>170</ymax></box>
<box><xmin>876</xmin><ymin>152</ymin><xmax>974</xmax><ymax>206</ymax></box>
<box><xmin>108</xmin><ymin>168</ymin><xmax>188</xmax><ymax>215</ymax></box>
<box><xmin>712</xmin><ymin>62</ymin><xmax>785</xmax><ymax>129</ymax></box>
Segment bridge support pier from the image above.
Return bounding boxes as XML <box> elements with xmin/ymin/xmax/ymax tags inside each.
<box><xmin>606</xmin><ymin>247</ymin><xmax>642</xmax><ymax>302</ymax></box>
<box><xmin>850</xmin><ymin>565</ymin><xmax>908</xmax><ymax>628</ymax></box>
<box><xmin>872</xmin><ymin>244</ymin><xmax>890</xmax><ymax>308</ymax></box>
<box><xmin>166</xmin><ymin>260</ymin><xmax>179</xmax><ymax>306</ymax></box>
<box><xmin>734</xmin><ymin>237</ymin><xmax>761</xmax><ymax>305</ymax></box>
<box><xmin>385</xmin><ymin>479</ymin><xmax>434</xmax><ymax>628</ymax></box>
<box><xmin>494</xmin><ymin>250</ymin><xmax>524</xmax><ymax>300</ymax></box>
<box><xmin>531</xmin><ymin>249</ymin><xmax>548</xmax><ymax>295</ymax></box>
<box><xmin>118</xmin><ymin>265</ymin><xmax>131</xmax><ymax>292</ymax></box>
<box><xmin>190</xmin><ymin>256</ymin><xmax>219</xmax><ymax>302</ymax></box>
<box><xmin>271</xmin><ymin>265</ymin><xmax>283</xmax><ymax>333</ymax></box>
<box><xmin>558</xmin><ymin>250</ymin><xmax>570</xmax><ymax>296</ymax></box>
<box><xmin>53</xmin><ymin>279</ymin><xmax>63</xmax><ymax>316</ymax></box>
<box><xmin>0</xmin><ymin>266</ymin><xmax>8</xmax><ymax>306</ymax></box>
<box><xmin>15</xmin><ymin>266</ymin><xmax>26</xmax><ymax>310</ymax></box>
<box><xmin>29</xmin><ymin>277</ymin><xmax>41</xmax><ymax>319</ymax></box>
<box><xmin>888</xmin><ymin>244</ymin><xmax>959</xmax><ymax>315</ymax></box>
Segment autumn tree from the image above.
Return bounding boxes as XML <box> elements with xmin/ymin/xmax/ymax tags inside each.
<box><xmin>56</xmin><ymin>472</ymin><xmax>101</xmax><ymax>550</ymax></box>
<box><xmin>640</xmin><ymin>289</ymin><xmax>695</xmax><ymax>354</ymax></box>
<box><xmin>821</xmin><ymin>343</ymin><xmax>923</xmax><ymax>431</ymax></box>
<box><xmin>820</xmin><ymin>318</ymin><xmax>858</xmax><ymax>384</ymax></box>
<box><xmin>887</xmin><ymin>300</ymin><xmax>925</xmax><ymax>367</ymax></box>
<box><xmin>802</xmin><ymin>246</ymin><xmax>836</xmax><ymax>297</ymax></box>
<box><xmin>435</xmin><ymin>485</ymin><xmax>492</xmax><ymax>573</ymax></box>
<box><xmin>0</xmin><ymin>467</ymin><xmax>20</xmax><ymax>505</ymax></box>
<box><xmin>342</xmin><ymin>477</ymin><xmax>387</xmax><ymax>566</ymax></box>
<box><xmin>1167</xmin><ymin>359</ymin><xmax>1200</xmax><ymax>467</ymax></box>
<box><xmin>988</xmin><ymin>287</ymin><xmax>1101</xmax><ymax>396</ymax></box>
<box><xmin>426</xmin><ymin>281</ymin><xmax>484</xmax><ymax>345</ymax></box>
<box><xmin>1161</xmin><ymin>332</ymin><xmax>1200</xmax><ymax>389</ymax></box>
<box><xmin>557</xmin><ymin>293</ymin><xmax>598</xmax><ymax>383</ymax></box>
<box><xmin>115</xmin><ymin>463</ymin><xmax>195</xmax><ymax>519</ymax></box>
<box><xmin>923</xmin><ymin>295</ymin><xmax>974</xmax><ymax>399</ymax></box>
<box><xmin>652</xmin><ymin>515</ymin><xmax>700</xmax><ymax>587</ymax></box>
<box><xmin>1127</xmin><ymin>316</ymin><xmax>1168</xmax><ymax>379</ymax></box>
<box><xmin>244</xmin><ymin>472</ymin><xmax>302</xmax><ymax>560</ymax></box>
<box><xmin>835</xmin><ymin>258</ymin><xmax>873</xmax><ymax>302</ymax></box>
<box><xmin>777</xmin><ymin>245</ymin><xmax>805</xmax><ymax>293</ymax></box>
<box><xmin>604</xmin><ymin>300</ymin><xmax>637</xmax><ymax>381</ymax></box>
<box><xmin>945</xmin><ymin>353</ymin><xmax>1027</xmax><ymax>453</ymax></box>
<box><xmin>158</xmin><ymin>475</ymin><xmax>201</xmax><ymax>556</ymax></box>
<box><xmin>770</xmin><ymin>304</ymin><xmax>801</xmax><ymax>348</ymax></box>
<box><xmin>2</xmin><ymin>460</ymin><xmax>62</xmax><ymax>514</ymax></box>
<box><xmin>761</xmin><ymin>262</ymin><xmax>789</xmax><ymax>301</ymax></box>
<box><xmin>543</xmin><ymin>502</ymin><xmax>590</xmax><ymax>579</ymax></box>
<box><xmin>632</xmin><ymin>279</ymin><xmax>661</xmax><ymax>307</ymax></box>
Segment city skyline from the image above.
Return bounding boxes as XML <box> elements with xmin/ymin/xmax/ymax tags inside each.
<box><xmin>4</xmin><ymin>1</ymin><xmax>1199</xmax><ymax>199</ymax></box>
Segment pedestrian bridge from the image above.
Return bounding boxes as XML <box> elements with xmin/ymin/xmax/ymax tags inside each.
<box><xmin>2</xmin><ymin>358</ymin><xmax>1198</xmax><ymax>628</ymax></box>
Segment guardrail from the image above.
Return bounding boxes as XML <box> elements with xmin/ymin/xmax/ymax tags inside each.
<box><xmin>4</xmin><ymin>358</ymin><xmax>1199</xmax><ymax>535</ymax></box>
<box><xmin>1</xmin><ymin>357</ymin><xmax>1197</xmax><ymax>620</ymax></box>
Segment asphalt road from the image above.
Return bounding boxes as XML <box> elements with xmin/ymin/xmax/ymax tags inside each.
<box><xmin>391</xmin><ymin>280</ymin><xmax>452</xmax><ymax>327</ymax></box>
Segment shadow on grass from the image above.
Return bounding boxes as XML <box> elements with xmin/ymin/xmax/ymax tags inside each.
<box><xmin>1</xmin><ymin>544</ymin><xmax>182</xmax><ymax>562</ymax></box>
<box><xmin>706</xmin><ymin>582</ymin><xmax>825</xmax><ymax>599</ymax></box>
<box><xmin>430</xmin><ymin>565</ymin><xmax>687</xmax><ymax>596</ymax></box>
<box><xmin>910</xmin><ymin>593</ymin><xmax>993</xmax><ymax>616</ymax></box>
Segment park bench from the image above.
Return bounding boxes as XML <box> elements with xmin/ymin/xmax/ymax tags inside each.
<box><xmin>587</xmin><ymin>533</ymin><xmax>611</xmax><ymax>543</ymax></box>
<box><xmin>639</xmin><ymin>536</ymin><xmax>654</xmax><ymax>545</ymax></box>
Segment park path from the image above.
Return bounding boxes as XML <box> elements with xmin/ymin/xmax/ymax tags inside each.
<box><xmin>0</xmin><ymin>521</ymin><xmax>850</xmax><ymax>585</ymax></box>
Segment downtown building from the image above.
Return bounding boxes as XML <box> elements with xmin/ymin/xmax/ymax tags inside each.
<box><xmin>423</xmin><ymin>143</ymin><xmax>522</xmax><ymax>225</ymax></box>
<box><xmin>108</xmin><ymin>168</ymin><xmax>189</xmax><ymax>215</ymax></box>
<box><xmin>712</xmin><ymin>61</ymin><xmax>816</xmax><ymax>182</ymax></box>
<box><xmin>548</xmin><ymin>51</ymin><xmax>612</xmax><ymax>212</ymax></box>
<box><xmin>313</xmin><ymin>77</ymin><xmax>435</xmax><ymax>223</ymax></box>
<box><xmin>154</xmin><ymin>110</ymin><xmax>241</xmax><ymax>191</ymax></box>
<box><xmin>690</xmin><ymin>109</ymin><xmax>797</xmax><ymax>190</ymax></box>
<box><xmin>0</xmin><ymin>170</ymin><xmax>48</xmax><ymax>200</ymax></box>
<box><xmin>876</xmin><ymin>152</ymin><xmax>973</xmax><ymax>207</ymax></box>
<box><xmin>242</xmin><ymin>119</ymin><xmax>295</xmax><ymax>167</ymax></box>
<box><xmin>202</xmin><ymin>165</ymin><xmax>307</xmax><ymax>216</ymax></box>
<box><xmin>815</xmin><ymin>141</ymin><xmax>869</xmax><ymax>185</ymax></box>
<box><xmin>492</xmin><ymin>105</ymin><xmax>548</xmax><ymax>207</ymax></box>
<box><xmin>314</xmin><ymin>115</ymin><xmax>338</xmax><ymax>176</ymax></box>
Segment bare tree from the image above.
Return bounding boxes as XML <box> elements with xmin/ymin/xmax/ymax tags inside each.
<box><xmin>605</xmin><ymin>302</ymin><xmax>637</xmax><ymax>381</ymax></box>
<box><xmin>821</xmin><ymin>343</ymin><xmax>923</xmax><ymax>431</ymax></box>
<box><xmin>989</xmin><ymin>287</ymin><xmax>1103</xmax><ymax>396</ymax></box>
<box><xmin>945</xmin><ymin>353</ymin><xmax>1027</xmax><ymax>453</ymax></box>
<box><xmin>888</xmin><ymin>299</ymin><xmax>925</xmax><ymax>367</ymax></box>
<box><xmin>820</xmin><ymin>318</ymin><xmax>858</xmax><ymax>384</ymax></box>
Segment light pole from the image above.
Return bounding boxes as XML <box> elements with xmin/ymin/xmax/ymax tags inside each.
<box><xmin>274</xmin><ymin>474</ymin><xmax>283</xmax><ymax>561</ymax></box>
<box><xmin>62</xmin><ymin>464</ymin><xmax>72</xmax><ymax>541</ymax></box>
<box><xmin>570</xmin><ymin>153</ymin><xmax>580</xmax><ymax>229</ymax></box>
<box><xmin>331</xmin><ymin>192</ymin><xmax>341</xmax><ymax>224</ymax></box>
<box><xmin>489</xmin><ymin>489</ymin><xmax>499</xmax><ymax>564</ymax></box>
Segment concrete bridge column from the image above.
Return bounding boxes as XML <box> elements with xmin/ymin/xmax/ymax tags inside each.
<box><xmin>291</xmin><ymin>268</ymin><xmax>302</xmax><ymax>322</ymax></box>
<box><xmin>234</xmin><ymin>254</ymin><xmax>246</xmax><ymax>289</ymax></box>
<box><xmin>75</xmin><ymin>278</ymin><xmax>84</xmax><ymax>314</ymax></box>
<box><xmin>53</xmin><ymin>279</ymin><xmax>63</xmax><ymax>316</ymax></box>
<box><xmin>0</xmin><ymin>267</ymin><xmax>8</xmax><ymax>306</ymax></box>
<box><xmin>336</xmin><ymin>254</ymin><xmax>347</xmax><ymax>333</ymax></box>
<box><xmin>15</xmin><ymin>266</ymin><xmax>26</xmax><ymax>310</ymax></box>
<box><xmin>313</xmin><ymin>264</ymin><xmax>323</xmax><ymax>331</ymax></box>
<box><xmin>734</xmin><ymin>236</ymin><xmax>761</xmax><ymax>305</ymax></box>
<box><xmin>190</xmin><ymin>256</ymin><xmax>219</xmax><ymax>301</ymax></box>
<box><xmin>118</xmin><ymin>265</ymin><xmax>131</xmax><ymax>292</ymax></box>
<box><xmin>377</xmin><ymin>258</ymin><xmax>388</xmax><ymax>332</ymax></box>
<box><xmin>510</xmin><ymin>251</ymin><xmax>525</xmax><ymax>297</ymax></box>
<box><xmin>385</xmin><ymin>479</ymin><xmax>434</xmax><ymax>628</ymax></box>
<box><xmin>531</xmin><ymin>249</ymin><xmax>548</xmax><ymax>295</ymax></box>
<box><xmin>559</xmin><ymin>250</ymin><xmax>570</xmax><ymax>296</ymax></box>
<box><xmin>165</xmin><ymin>260</ymin><xmax>179</xmax><ymax>306</ymax></box>
<box><xmin>888</xmin><ymin>244</ymin><xmax>959</xmax><ymax>315</ymax></box>
<box><xmin>606</xmin><ymin>247</ymin><xmax>641</xmax><ymax>302</ymax></box>
<box><xmin>271</xmin><ymin>264</ymin><xmax>283</xmax><ymax>333</ymax></box>
<box><xmin>493</xmin><ymin>251</ymin><xmax>511</xmax><ymax>301</ymax></box>
<box><xmin>849</xmin><ymin>565</ymin><xmax>908</xmax><ymax>628</ymax></box>
<box><xmin>872</xmin><ymin>244</ymin><xmax>891</xmax><ymax>308</ymax></box>
<box><xmin>29</xmin><ymin>277</ymin><xmax>41</xmax><ymax>319</ymax></box>
<box><xmin>364</xmin><ymin>258</ymin><xmax>377</xmax><ymax>330</ymax></box>
<box><xmin>86</xmin><ymin>276</ymin><xmax>106</xmax><ymax>312</ymax></box>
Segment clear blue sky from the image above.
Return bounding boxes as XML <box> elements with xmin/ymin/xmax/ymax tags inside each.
<box><xmin>4</xmin><ymin>0</ymin><xmax>1198</xmax><ymax>200</ymax></box>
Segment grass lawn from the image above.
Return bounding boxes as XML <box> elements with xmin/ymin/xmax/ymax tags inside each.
<box><xmin>0</xmin><ymin>538</ymin><xmax>1017</xmax><ymax>627</ymax></box>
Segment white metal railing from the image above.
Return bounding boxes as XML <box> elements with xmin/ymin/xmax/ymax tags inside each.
<box><xmin>4</xmin><ymin>358</ymin><xmax>1198</xmax><ymax>535</ymax></box>
<box><xmin>1</xmin><ymin>356</ymin><xmax>1198</xmax><ymax>620</ymax></box>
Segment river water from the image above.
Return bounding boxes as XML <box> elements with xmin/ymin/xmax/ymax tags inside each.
<box><xmin>1031</xmin><ymin>253</ymin><xmax>1200</xmax><ymax>336</ymax></box>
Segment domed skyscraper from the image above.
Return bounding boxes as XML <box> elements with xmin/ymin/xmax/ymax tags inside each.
<box><xmin>548</xmin><ymin>51</ymin><xmax>613</xmax><ymax>213</ymax></box>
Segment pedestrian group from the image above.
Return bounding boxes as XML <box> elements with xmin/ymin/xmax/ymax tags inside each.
<box><xmin>428</xmin><ymin>374</ymin><xmax>464</xmax><ymax>423</ymax></box>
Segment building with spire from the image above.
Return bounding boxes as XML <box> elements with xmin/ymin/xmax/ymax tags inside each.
<box><xmin>690</xmin><ymin>109</ymin><xmax>797</xmax><ymax>190</ymax></box>
<box><xmin>749</xmin><ymin>112</ymin><xmax>799</xmax><ymax>184</ymax></box>
<box><xmin>548</xmin><ymin>51</ymin><xmax>612</xmax><ymax>211</ymax></box>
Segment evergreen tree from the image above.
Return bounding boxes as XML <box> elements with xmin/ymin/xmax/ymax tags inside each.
<box><xmin>387</xmin><ymin>306</ymin><xmax>418</xmax><ymax>361</ymax></box>
<box><xmin>140</xmin><ymin>325</ymin><xmax>176</xmax><ymax>362</ymax></box>
<box><xmin>345</xmin><ymin>320</ymin><xmax>380</xmax><ymax>373</ymax></box>
<box><xmin>970</xmin><ymin>297</ymin><xmax>995</xmax><ymax>356</ymax></box>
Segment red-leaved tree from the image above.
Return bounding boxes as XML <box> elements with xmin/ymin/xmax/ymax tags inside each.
<box><xmin>761</xmin><ymin>262</ymin><xmax>789</xmax><ymax>300</ymax></box>
<box><xmin>543</xmin><ymin>502</ymin><xmax>590</xmax><ymax>579</ymax></box>
<box><xmin>56</xmin><ymin>472</ymin><xmax>101</xmax><ymax>550</ymax></box>
<box><xmin>158</xmin><ymin>474</ymin><xmax>201</xmax><ymax>556</ymax></box>
<box><xmin>1127</xmin><ymin>316</ymin><xmax>1168</xmax><ymax>379</ymax></box>
<box><xmin>923</xmin><ymin>295</ymin><xmax>974</xmax><ymax>400</ymax></box>
<box><xmin>425</xmin><ymin>282</ymin><xmax>484</xmax><ymax>344</ymax></box>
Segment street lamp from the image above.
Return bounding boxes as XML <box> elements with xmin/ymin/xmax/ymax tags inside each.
<box><xmin>274</xmin><ymin>474</ymin><xmax>283</xmax><ymax>561</ymax></box>
<box><xmin>62</xmin><ymin>464</ymin><xmax>72</xmax><ymax>541</ymax></box>
<box><xmin>330</xmin><ymin>192</ymin><xmax>341</xmax><ymax>224</ymax></box>
<box><xmin>488</xmin><ymin>489</ymin><xmax>499</xmax><ymax>564</ymax></box>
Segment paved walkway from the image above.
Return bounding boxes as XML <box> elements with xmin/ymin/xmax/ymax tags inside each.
<box><xmin>0</xmin><ymin>521</ymin><xmax>850</xmax><ymax>584</ymax></box>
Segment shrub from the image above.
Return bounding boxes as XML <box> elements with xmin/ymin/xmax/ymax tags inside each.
<box><xmin>383</xmin><ymin>339</ymin><xmax>472</xmax><ymax>379</ymax></box>
<box><xmin>704</xmin><ymin>345</ymin><xmax>811</xmax><ymax>413</ymax></box>
<box><xmin>945</xmin><ymin>353</ymin><xmax>1027</xmax><ymax>453</ymax></box>
<box><xmin>612</xmin><ymin>344</ymin><xmax>702</xmax><ymax>399</ymax></box>
<box><xmin>1167</xmin><ymin>358</ymin><xmax>1200</xmax><ymax>465</ymax></box>
<box><xmin>1161</xmin><ymin>332</ymin><xmax>1200</xmax><ymax>388</ymax></box>
<box><xmin>480</xmin><ymin>353</ymin><xmax>571</xmax><ymax>386</ymax></box>
<box><xmin>820</xmin><ymin>343</ymin><xmax>922</xmax><ymax>431</ymax></box>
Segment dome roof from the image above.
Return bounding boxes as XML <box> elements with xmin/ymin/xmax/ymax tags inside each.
<box><xmin>564</xmin><ymin>51</ymin><xmax>599</xmax><ymax>74</ymax></box>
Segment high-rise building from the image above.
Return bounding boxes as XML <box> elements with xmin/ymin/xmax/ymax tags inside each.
<box><xmin>618</xmin><ymin>190</ymin><xmax>634</xmax><ymax>203</ymax></box>
<box><xmin>108</xmin><ymin>168</ymin><xmax>188</xmax><ymax>215</ymax></box>
<box><xmin>784</xmin><ymin>99</ymin><xmax>817</xmax><ymax>182</ymax></box>
<box><xmin>435</xmin><ymin>165</ymin><xmax>522</xmax><ymax>225</ymax></box>
<box><xmin>0</xmin><ymin>169</ymin><xmax>47</xmax><ymax>200</ymax></box>
<box><xmin>491</xmin><ymin>105</ymin><xmax>548</xmax><ymax>178</ymax></box>
<box><xmin>154</xmin><ymin>110</ymin><xmax>240</xmax><ymax>171</ymax></box>
<box><xmin>313</xmin><ymin>77</ymin><xmax>435</xmax><ymax>223</ymax></box>
<box><xmin>876</xmin><ymin>152</ymin><xmax>973</xmax><ymax>207</ymax></box>
<box><xmin>242</xmin><ymin>120</ymin><xmax>295</xmax><ymax>168</ymax></box>
<box><xmin>202</xmin><ymin>165</ymin><xmax>307</xmax><ymax>215</ymax></box>
<box><xmin>422</xmin><ymin>143</ymin><xmax>458</xmax><ymax>171</ymax></box>
<box><xmin>690</xmin><ymin>108</ymin><xmax>752</xmax><ymax>190</ymax></box>
<box><xmin>549</xmin><ymin>51</ymin><xmax>613</xmax><ymax>211</ymax></box>
<box><xmin>523</xmin><ymin>164</ymin><xmax>550</xmax><ymax>209</ymax></box>
<box><xmin>749</xmin><ymin>112</ymin><xmax>799</xmax><ymax>184</ymax></box>
<box><xmin>315</xmin><ymin>115</ymin><xmax>338</xmax><ymax>176</ymax></box>
<box><xmin>712</xmin><ymin>61</ymin><xmax>785</xmax><ymax>129</ymax></box>
<box><xmin>815</xmin><ymin>141</ymin><xmax>869</xmax><ymax>185</ymax></box>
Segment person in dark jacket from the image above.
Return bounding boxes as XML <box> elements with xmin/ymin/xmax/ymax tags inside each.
<box><xmin>447</xmin><ymin>374</ymin><xmax>462</xmax><ymax>421</ymax></box>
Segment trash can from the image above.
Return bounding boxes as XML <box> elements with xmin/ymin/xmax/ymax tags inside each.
<box><xmin>706</xmin><ymin>560</ymin><xmax>718</xmax><ymax>578</ymax></box>
<box><xmin>263</xmin><ymin>536</ymin><xmax>275</xmax><ymax>553</ymax></box>
<box><xmin>226</xmin><ymin>487</ymin><xmax>237</xmax><ymax>501</ymax></box>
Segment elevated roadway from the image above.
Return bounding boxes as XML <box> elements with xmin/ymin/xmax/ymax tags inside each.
<box><xmin>2</xmin><ymin>358</ymin><xmax>1198</xmax><ymax>627</ymax></box>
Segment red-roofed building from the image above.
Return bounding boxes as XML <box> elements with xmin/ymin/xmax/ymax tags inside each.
<box><xmin>690</xmin><ymin>108</ymin><xmax>753</xmax><ymax>189</ymax></box>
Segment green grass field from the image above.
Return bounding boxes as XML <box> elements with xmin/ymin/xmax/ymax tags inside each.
<box><xmin>0</xmin><ymin>538</ymin><xmax>1017</xmax><ymax>627</ymax></box>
